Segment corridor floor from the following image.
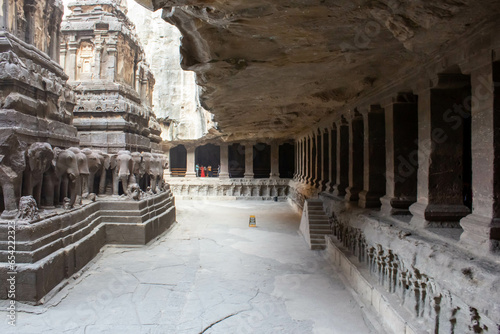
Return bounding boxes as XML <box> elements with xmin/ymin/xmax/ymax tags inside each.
<box><xmin>1</xmin><ymin>200</ymin><xmax>378</xmax><ymax>334</ymax></box>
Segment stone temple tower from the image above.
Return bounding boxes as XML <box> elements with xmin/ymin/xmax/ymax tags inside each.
<box><xmin>60</xmin><ymin>0</ymin><xmax>160</xmax><ymax>153</ymax></box>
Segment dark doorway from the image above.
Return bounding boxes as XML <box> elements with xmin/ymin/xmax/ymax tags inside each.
<box><xmin>253</xmin><ymin>143</ymin><xmax>270</xmax><ymax>178</ymax></box>
<box><xmin>279</xmin><ymin>143</ymin><xmax>295</xmax><ymax>178</ymax></box>
<box><xmin>170</xmin><ymin>145</ymin><xmax>187</xmax><ymax>177</ymax></box>
<box><xmin>195</xmin><ymin>144</ymin><xmax>220</xmax><ymax>177</ymax></box>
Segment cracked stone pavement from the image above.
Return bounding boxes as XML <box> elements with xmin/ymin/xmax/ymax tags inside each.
<box><xmin>1</xmin><ymin>200</ymin><xmax>378</xmax><ymax>333</ymax></box>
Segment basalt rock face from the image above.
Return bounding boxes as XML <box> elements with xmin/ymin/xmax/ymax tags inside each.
<box><xmin>126</xmin><ymin>1</ymin><xmax>218</xmax><ymax>141</ymax></box>
<box><xmin>134</xmin><ymin>0</ymin><xmax>499</xmax><ymax>142</ymax></box>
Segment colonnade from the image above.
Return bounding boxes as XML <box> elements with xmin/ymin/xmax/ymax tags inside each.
<box><xmin>167</xmin><ymin>141</ymin><xmax>295</xmax><ymax>180</ymax></box>
<box><xmin>295</xmin><ymin>58</ymin><xmax>500</xmax><ymax>254</ymax></box>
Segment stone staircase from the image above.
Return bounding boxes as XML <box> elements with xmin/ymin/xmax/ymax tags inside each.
<box><xmin>300</xmin><ymin>199</ymin><xmax>332</xmax><ymax>250</ymax></box>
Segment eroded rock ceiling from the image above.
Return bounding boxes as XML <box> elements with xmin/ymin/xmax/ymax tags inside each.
<box><xmin>135</xmin><ymin>0</ymin><xmax>500</xmax><ymax>141</ymax></box>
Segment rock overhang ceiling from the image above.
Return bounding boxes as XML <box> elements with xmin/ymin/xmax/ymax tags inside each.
<box><xmin>134</xmin><ymin>0</ymin><xmax>500</xmax><ymax>142</ymax></box>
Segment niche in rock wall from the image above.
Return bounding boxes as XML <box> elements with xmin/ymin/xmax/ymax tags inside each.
<box><xmin>77</xmin><ymin>41</ymin><xmax>95</xmax><ymax>81</ymax></box>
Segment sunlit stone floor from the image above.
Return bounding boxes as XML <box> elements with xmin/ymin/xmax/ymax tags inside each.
<box><xmin>1</xmin><ymin>200</ymin><xmax>378</xmax><ymax>333</ymax></box>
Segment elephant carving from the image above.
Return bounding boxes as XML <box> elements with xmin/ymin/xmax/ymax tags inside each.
<box><xmin>68</xmin><ymin>148</ymin><xmax>90</xmax><ymax>204</ymax></box>
<box><xmin>143</xmin><ymin>153</ymin><xmax>164</xmax><ymax>194</ymax></box>
<box><xmin>110</xmin><ymin>150</ymin><xmax>133</xmax><ymax>196</ymax></box>
<box><xmin>42</xmin><ymin>148</ymin><xmax>80</xmax><ymax>208</ymax></box>
<box><xmin>82</xmin><ymin>148</ymin><xmax>110</xmax><ymax>197</ymax></box>
<box><xmin>0</xmin><ymin>133</ymin><xmax>26</xmax><ymax>219</ymax></box>
<box><xmin>22</xmin><ymin>142</ymin><xmax>54</xmax><ymax>207</ymax></box>
<box><xmin>130</xmin><ymin>152</ymin><xmax>145</xmax><ymax>188</ymax></box>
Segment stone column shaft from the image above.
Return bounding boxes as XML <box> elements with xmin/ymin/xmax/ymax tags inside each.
<box><xmin>380</xmin><ymin>97</ymin><xmax>418</xmax><ymax>215</ymax></box>
<box><xmin>244</xmin><ymin>143</ymin><xmax>254</xmax><ymax>179</ymax></box>
<box><xmin>219</xmin><ymin>144</ymin><xmax>229</xmax><ymax>179</ymax></box>
<box><xmin>345</xmin><ymin>115</ymin><xmax>364</xmax><ymax>201</ymax></box>
<box><xmin>334</xmin><ymin>121</ymin><xmax>349</xmax><ymax>197</ymax></box>
<box><xmin>186</xmin><ymin>146</ymin><xmax>196</xmax><ymax>178</ymax></box>
<box><xmin>460</xmin><ymin>61</ymin><xmax>500</xmax><ymax>253</ymax></box>
<box><xmin>315</xmin><ymin>131</ymin><xmax>322</xmax><ymax>188</ymax></box>
<box><xmin>327</xmin><ymin>127</ymin><xmax>337</xmax><ymax>192</ymax></box>
<box><xmin>410</xmin><ymin>74</ymin><xmax>471</xmax><ymax>227</ymax></box>
<box><xmin>270</xmin><ymin>141</ymin><xmax>279</xmax><ymax>178</ymax></box>
<box><xmin>321</xmin><ymin>130</ymin><xmax>329</xmax><ymax>191</ymax></box>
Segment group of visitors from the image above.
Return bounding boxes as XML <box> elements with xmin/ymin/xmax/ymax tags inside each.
<box><xmin>196</xmin><ymin>164</ymin><xmax>220</xmax><ymax>177</ymax></box>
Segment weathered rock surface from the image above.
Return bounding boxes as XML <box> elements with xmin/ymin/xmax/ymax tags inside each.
<box><xmin>134</xmin><ymin>0</ymin><xmax>500</xmax><ymax>141</ymax></box>
<box><xmin>125</xmin><ymin>0</ymin><xmax>218</xmax><ymax>141</ymax></box>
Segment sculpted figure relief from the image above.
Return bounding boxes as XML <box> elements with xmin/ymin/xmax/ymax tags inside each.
<box><xmin>82</xmin><ymin>148</ymin><xmax>110</xmax><ymax>197</ymax></box>
<box><xmin>42</xmin><ymin>148</ymin><xmax>80</xmax><ymax>209</ymax></box>
<box><xmin>22</xmin><ymin>142</ymin><xmax>54</xmax><ymax>207</ymax></box>
<box><xmin>0</xmin><ymin>134</ymin><xmax>26</xmax><ymax>219</ymax></box>
<box><xmin>68</xmin><ymin>147</ymin><xmax>90</xmax><ymax>204</ymax></box>
<box><xmin>110</xmin><ymin>150</ymin><xmax>133</xmax><ymax>196</ymax></box>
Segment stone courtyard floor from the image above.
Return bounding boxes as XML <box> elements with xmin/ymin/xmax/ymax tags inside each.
<box><xmin>1</xmin><ymin>200</ymin><xmax>379</xmax><ymax>334</ymax></box>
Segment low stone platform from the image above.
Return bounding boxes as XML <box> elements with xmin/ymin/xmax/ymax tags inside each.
<box><xmin>320</xmin><ymin>192</ymin><xmax>500</xmax><ymax>334</ymax></box>
<box><xmin>167</xmin><ymin>177</ymin><xmax>290</xmax><ymax>200</ymax></box>
<box><xmin>0</xmin><ymin>190</ymin><xmax>176</xmax><ymax>302</ymax></box>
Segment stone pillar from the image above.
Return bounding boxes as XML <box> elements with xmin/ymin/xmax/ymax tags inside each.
<box><xmin>380</xmin><ymin>94</ymin><xmax>418</xmax><ymax>215</ymax></box>
<box><xmin>270</xmin><ymin>141</ymin><xmax>279</xmax><ymax>178</ymax></box>
<box><xmin>345</xmin><ymin>112</ymin><xmax>364</xmax><ymax>202</ymax></box>
<box><xmin>219</xmin><ymin>143</ymin><xmax>230</xmax><ymax>179</ymax></box>
<box><xmin>165</xmin><ymin>148</ymin><xmax>172</xmax><ymax>178</ymax></box>
<box><xmin>244</xmin><ymin>143</ymin><xmax>254</xmax><ymax>179</ymax></box>
<box><xmin>321</xmin><ymin>129</ymin><xmax>329</xmax><ymax>191</ymax></box>
<box><xmin>186</xmin><ymin>146</ymin><xmax>196</xmax><ymax>178</ymax></box>
<box><xmin>293</xmin><ymin>140</ymin><xmax>299</xmax><ymax>181</ymax></box>
<box><xmin>334</xmin><ymin>119</ymin><xmax>349</xmax><ymax>197</ymax></box>
<box><xmin>327</xmin><ymin>125</ymin><xmax>337</xmax><ymax>192</ymax></box>
<box><xmin>67</xmin><ymin>38</ymin><xmax>78</xmax><ymax>81</ymax></box>
<box><xmin>460</xmin><ymin>60</ymin><xmax>500</xmax><ymax>254</ymax></box>
<box><xmin>305</xmin><ymin>135</ymin><xmax>311</xmax><ymax>184</ymax></box>
<box><xmin>315</xmin><ymin>130</ymin><xmax>322</xmax><ymax>188</ymax></box>
<box><xmin>24</xmin><ymin>2</ymin><xmax>36</xmax><ymax>45</ymax></box>
<box><xmin>359</xmin><ymin>106</ymin><xmax>386</xmax><ymax>208</ymax></box>
<box><xmin>311</xmin><ymin>134</ymin><xmax>317</xmax><ymax>186</ymax></box>
<box><xmin>410</xmin><ymin>73</ymin><xmax>472</xmax><ymax>227</ymax></box>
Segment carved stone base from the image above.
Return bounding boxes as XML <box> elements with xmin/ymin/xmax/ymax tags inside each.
<box><xmin>460</xmin><ymin>214</ymin><xmax>500</xmax><ymax>255</ymax></box>
<box><xmin>358</xmin><ymin>190</ymin><xmax>383</xmax><ymax>208</ymax></box>
<box><xmin>409</xmin><ymin>202</ymin><xmax>470</xmax><ymax>228</ymax></box>
<box><xmin>380</xmin><ymin>195</ymin><xmax>415</xmax><ymax>215</ymax></box>
<box><xmin>0</xmin><ymin>190</ymin><xmax>175</xmax><ymax>302</ymax></box>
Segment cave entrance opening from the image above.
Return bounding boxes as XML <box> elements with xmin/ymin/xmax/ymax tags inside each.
<box><xmin>228</xmin><ymin>143</ymin><xmax>245</xmax><ymax>178</ymax></box>
<box><xmin>279</xmin><ymin>143</ymin><xmax>295</xmax><ymax>178</ymax></box>
<box><xmin>170</xmin><ymin>144</ymin><xmax>187</xmax><ymax>177</ymax></box>
<box><xmin>253</xmin><ymin>143</ymin><xmax>270</xmax><ymax>179</ymax></box>
<box><xmin>195</xmin><ymin>144</ymin><xmax>220</xmax><ymax>177</ymax></box>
